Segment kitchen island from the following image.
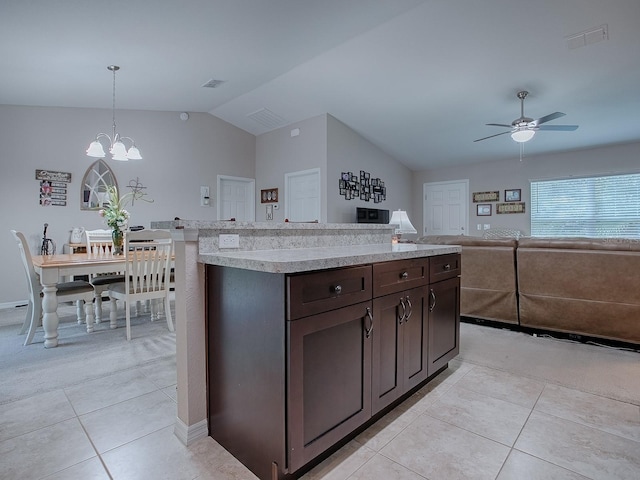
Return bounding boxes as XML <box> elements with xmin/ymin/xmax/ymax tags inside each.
<box><xmin>191</xmin><ymin>223</ymin><xmax>461</xmax><ymax>480</ymax></box>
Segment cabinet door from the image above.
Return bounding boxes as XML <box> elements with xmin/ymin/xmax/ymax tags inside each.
<box><xmin>401</xmin><ymin>285</ymin><xmax>429</xmax><ymax>392</ymax></box>
<box><xmin>288</xmin><ymin>301</ymin><xmax>373</xmax><ymax>472</ymax></box>
<box><xmin>428</xmin><ymin>276</ymin><xmax>461</xmax><ymax>376</ymax></box>
<box><xmin>372</xmin><ymin>286</ymin><xmax>428</xmax><ymax>414</ymax></box>
<box><xmin>371</xmin><ymin>293</ymin><xmax>403</xmax><ymax>413</ymax></box>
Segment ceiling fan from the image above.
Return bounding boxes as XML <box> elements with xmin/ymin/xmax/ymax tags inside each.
<box><xmin>474</xmin><ymin>91</ymin><xmax>579</xmax><ymax>143</ymax></box>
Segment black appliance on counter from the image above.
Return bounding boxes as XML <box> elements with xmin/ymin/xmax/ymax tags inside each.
<box><xmin>356</xmin><ymin>207</ymin><xmax>389</xmax><ymax>224</ymax></box>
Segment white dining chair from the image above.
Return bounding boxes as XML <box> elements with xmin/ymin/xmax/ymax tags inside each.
<box><xmin>107</xmin><ymin>230</ymin><xmax>174</xmax><ymax>340</ymax></box>
<box><xmin>84</xmin><ymin>229</ymin><xmax>125</xmax><ymax>323</ymax></box>
<box><xmin>11</xmin><ymin>230</ymin><xmax>95</xmax><ymax>345</ymax></box>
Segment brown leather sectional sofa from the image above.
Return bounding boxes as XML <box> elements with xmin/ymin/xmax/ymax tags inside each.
<box><xmin>418</xmin><ymin>235</ymin><xmax>640</xmax><ymax>345</ymax></box>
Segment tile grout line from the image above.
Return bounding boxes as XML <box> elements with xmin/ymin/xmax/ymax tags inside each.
<box><xmin>62</xmin><ymin>388</ymin><xmax>114</xmax><ymax>480</ymax></box>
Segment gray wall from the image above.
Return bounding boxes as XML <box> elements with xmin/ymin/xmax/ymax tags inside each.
<box><xmin>254</xmin><ymin>113</ymin><xmax>413</xmax><ymax>225</ymax></box>
<box><xmin>255</xmin><ymin>114</ymin><xmax>328</xmax><ymax>222</ymax></box>
<box><xmin>411</xmin><ymin>142</ymin><xmax>640</xmax><ymax>237</ymax></box>
<box><xmin>327</xmin><ymin>115</ymin><xmax>413</xmax><ymax>225</ymax></box>
<box><xmin>0</xmin><ymin>105</ymin><xmax>255</xmax><ymax>306</ymax></box>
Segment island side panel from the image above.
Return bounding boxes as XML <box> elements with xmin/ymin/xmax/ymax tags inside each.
<box><xmin>206</xmin><ymin>265</ymin><xmax>287</xmax><ymax>480</ymax></box>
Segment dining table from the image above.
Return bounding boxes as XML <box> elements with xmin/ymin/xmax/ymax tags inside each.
<box><xmin>31</xmin><ymin>253</ymin><xmax>127</xmax><ymax>348</ymax></box>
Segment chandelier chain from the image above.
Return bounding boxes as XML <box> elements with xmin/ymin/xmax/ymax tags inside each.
<box><xmin>110</xmin><ymin>65</ymin><xmax>118</xmax><ymax>139</ymax></box>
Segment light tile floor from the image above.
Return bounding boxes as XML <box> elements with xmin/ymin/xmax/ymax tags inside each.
<box><xmin>1</xmin><ymin>308</ymin><xmax>638</xmax><ymax>480</ymax></box>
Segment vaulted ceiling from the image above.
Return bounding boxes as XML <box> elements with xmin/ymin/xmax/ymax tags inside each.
<box><xmin>1</xmin><ymin>0</ymin><xmax>639</xmax><ymax>170</ymax></box>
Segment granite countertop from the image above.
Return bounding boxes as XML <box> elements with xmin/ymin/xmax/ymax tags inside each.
<box><xmin>199</xmin><ymin>243</ymin><xmax>461</xmax><ymax>273</ymax></box>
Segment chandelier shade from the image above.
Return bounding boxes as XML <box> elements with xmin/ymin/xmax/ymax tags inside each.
<box><xmin>86</xmin><ymin>65</ymin><xmax>142</xmax><ymax>161</ymax></box>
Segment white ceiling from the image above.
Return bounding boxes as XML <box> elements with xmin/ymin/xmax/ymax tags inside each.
<box><xmin>2</xmin><ymin>0</ymin><xmax>639</xmax><ymax>171</ymax></box>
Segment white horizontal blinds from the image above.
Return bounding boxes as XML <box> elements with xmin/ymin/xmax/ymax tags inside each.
<box><xmin>531</xmin><ymin>173</ymin><xmax>640</xmax><ymax>238</ymax></box>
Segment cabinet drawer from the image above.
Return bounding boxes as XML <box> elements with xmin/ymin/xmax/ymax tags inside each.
<box><xmin>429</xmin><ymin>253</ymin><xmax>461</xmax><ymax>283</ymax></box>
<box><xmin>287</xmin><ymin>266</ymin><xmax>372</xmax><ymax>320</ymax></box>
<box><xmin>372</xmin><ymin>258</ymin><xmax>429</xmax><ymax>298</ymax></box>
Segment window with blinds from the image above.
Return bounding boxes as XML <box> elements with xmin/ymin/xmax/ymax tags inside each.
<box><xmin>530</xmin><ymin>173</ymin><xmax>640</xmax><ymax>238</ymax></box>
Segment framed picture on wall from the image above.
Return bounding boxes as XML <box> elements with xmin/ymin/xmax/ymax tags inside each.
<box><xmin>477</xmin><ymin>204</ymin><xmax>492</xmax><ymax>216</ymax></box>
<box><xmin>505</xmin><ymin>189</ymin><xmax>521</xmax><ymax>202</ymax></box>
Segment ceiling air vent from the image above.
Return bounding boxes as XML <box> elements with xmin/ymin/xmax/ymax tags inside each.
<box><xmin>201</xmin><ymin>79</ymin><xmax>226</xmax><ymax>88</ymax></box>
<box><xmin>566</xmin><ymin>24</ymin><xmax>608</xmax><ymax>49</ymax></box>
<box><xmin>247</xmin><ymin>108</ymin><xmax>288</xmax><ymax>129</ymax></box>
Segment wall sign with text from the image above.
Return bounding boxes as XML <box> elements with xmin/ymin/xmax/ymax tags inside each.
<box><xmin>496</xmin><ymin>202</ymin><xmax>525</xmax><ymax>214</ymax></box>
<box><xmin>36</xmin><ymin>169</ymin><xmax>70</xmax><ymax>207</ymax></box>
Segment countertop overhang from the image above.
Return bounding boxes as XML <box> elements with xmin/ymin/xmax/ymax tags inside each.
<box><xmin>199</xmin><ymin>243</ymin><xmax>461</xmax><ymax>274</ymax></box>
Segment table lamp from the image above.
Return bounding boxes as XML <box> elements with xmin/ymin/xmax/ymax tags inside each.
<box><xmin>389</xmin><ymin>210</ymin><xmax>417</xmax><ymax>242</ymax></box>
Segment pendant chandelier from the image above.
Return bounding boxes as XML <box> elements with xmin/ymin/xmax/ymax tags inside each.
<box><xmin>86</xmin><ymin>65</ymin><xmax>142</xmax><ymax>161</ymax></box>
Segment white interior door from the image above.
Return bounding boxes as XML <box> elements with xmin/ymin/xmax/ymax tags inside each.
<box><xmin>423</xmin><ymin>180</ymin><xmax>468</xmax><ymax>236</ymax></box>
<box><xmin>285</xmin><ymin>168</ymin><xmax>321</xmax><ymax>222</ymax></box>
<box><xmin>217</xmin><ymin>175</ymin><xmax>255</xmax><ymax>221</ymax></box>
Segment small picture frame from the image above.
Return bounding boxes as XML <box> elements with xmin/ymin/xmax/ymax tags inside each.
<box><xmin>505</xmin><ymin>189</ymin><xmax>521</xmax><ymax>202</ymax></box>
<box><xmin>477</xmin><ymin>204</ymin><xmax>492</xmax><ymax>216</ymax></box>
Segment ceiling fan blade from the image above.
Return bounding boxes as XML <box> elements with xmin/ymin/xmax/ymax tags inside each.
<box><xmin>537</xmin><ymin>124</ymin><xmax>579</xmax><ymax>131</ymax></box>
<box><xmin>473</xmin><ymin>131</ymin><xmax>511</xmax><ymax>142</ymax></box>
<box><xmin>534</xmin><ymin>111</ymin><xmax>566</xmax><ymax>125</ymax></box>
<box><xmin>486</xmin><ymin>123</ymin><xmax>513</xmax><ymax>128</ymax></box>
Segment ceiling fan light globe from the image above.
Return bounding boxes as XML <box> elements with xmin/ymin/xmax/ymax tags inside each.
<box><xmin>511</xmin><ymin>129</ymin><xmax>535</xmax><ymax>143</ymax></box>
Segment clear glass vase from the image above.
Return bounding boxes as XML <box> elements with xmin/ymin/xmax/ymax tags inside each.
<box><xmin>112</xmin><ymin>229</ymin><xmax>124</xmax><ymax>255</ymax></box>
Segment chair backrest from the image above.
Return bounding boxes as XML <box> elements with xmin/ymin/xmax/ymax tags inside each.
<box><xmin>10</xmin><ymin>230</ymin><xmax>40</xmax><ymax>303</ymax></box>
<box><xmin>85</xmin><ymin>228</ymin><xmax>115</xmax><ymax>258</ymax></box>
<box><xmin>124</xmin><ymin>230</ymin><xmax>173</xmax><ymax>295</ymax></box>
<box><xmin>127</xmin><ymin>229</ymin><xmax>172</xmax><ymax>244</ymax></box>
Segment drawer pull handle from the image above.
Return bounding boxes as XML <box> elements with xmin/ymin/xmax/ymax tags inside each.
<box><xmin>400</xmin><ymin>271</ymin><xmax>409</xmax><ymax>280</ymax></box>
<box><xmin>332</xmin><ymin>285</ymin><xmax>342</xmax><ymax>295</ymax></box>
<box><xmin>404</xmin><ymin>296</ymin><xmax>412</xmax><ymax>322</ymax></box>
<box><xmin>429</xmin><ymin>289</ymin><xmax>436</xmax><ymax>312</ymax></box>
<box><xmin>365</xmin><ymin>307</ymin><xmax>373</xmax><ymax>338</ymax></box>
<box><xmin>443</xmin><ymin>263</ymin><xmax>451</xmax><ymax>271</ymax></box>
<box><xmin>398</xmin><ymin>297</ymin><xmax>407</xmax><ymax>324</ymax></box>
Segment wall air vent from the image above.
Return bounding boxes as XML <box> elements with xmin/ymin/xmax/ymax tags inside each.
<box><xmin>247</xmin><ymin>108</ymin><xmax>288</xmax><ymax>129</ymax></box>
<box><xmin>201</xmin><ymin>79</ymin><xmax>226</xmax><ymax>88</ymax></box>
<box><xmin>566</xmin><ymin>24</ymin><xmax>608</xmax><ymax>49</ymax></box>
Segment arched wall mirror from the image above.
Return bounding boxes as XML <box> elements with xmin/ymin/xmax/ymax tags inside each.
<box><xmin>81</xmin><ymin>160</ymin><xmax>118</xmax><ymax>210</ymax></box>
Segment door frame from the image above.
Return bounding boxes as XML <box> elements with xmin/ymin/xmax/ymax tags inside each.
<box><xmin>217</xmin><ymin>175</ymin><xmax>256</xmax><ymax>221</ymax></box>
<box><xmin>422</xmin><ymin>179</ymin><xmax>469</xmax><ymax>236</ymax></box>
<box><xmin>284</xmin><ymin>168</ymin><xmax>321</xmax><ymax>222</ymax></box>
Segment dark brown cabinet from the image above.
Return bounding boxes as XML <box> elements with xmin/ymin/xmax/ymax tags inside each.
<box><xmin>288</xmin><ymin>301</ymin><xmax>372</xmax><ymax>472</ymax></box>
<box><xmin>427</xmin><ymin>254</ymin><xmax>461</xmax><ymax>376</ymax></box>
<box><xmin>287</xmin><ymin>265</ymin><xmax>373</xmax><ymax>471</ymax></box>
<box><xmin>206</xmin><ymin>253</ymin><xmax>460</xmax><ymax>480</ymax></box>
<box><xmin>372</xmin><ymin>284</ymin><xmax>429</xmax><ymax>414</ymax></box>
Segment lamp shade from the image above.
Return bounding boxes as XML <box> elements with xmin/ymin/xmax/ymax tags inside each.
<box><xmin>86</xmin><ymin>140</ymin><xmax>106</xmax><ymax>158</ymax></box>
<box><xmin>126</xmin><ymin>146</ymin><xmax>142</xmax><ymax>160</ymax></box>
<box><xmin>110</xmin><ymin>141</ymin><xmax>128</xmax><ymax>161</ymax></box>
<box><xmin>511</xmin><ymin>129</ymin><xmax>535</xmax><ymax>143</ymax></box>
<box><xmin>389</xmin><ymin>210</ymin><xmax>417</xmax><ymax>235</ymax></box>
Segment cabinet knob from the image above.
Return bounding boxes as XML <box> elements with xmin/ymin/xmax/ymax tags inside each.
<box><xmin>332</xmin><ymin>285</ymin><xmax>342</xmax><ymax>295</ymax></box>
<box><xmin>443</xmin><ymin>264</ymin><xmax>451</xmax><ymax>271</ymax></box>
<box><xmin>400</xmin><ymin>271</ymin><xmax>409</xmax><ymax>280</ymax></box>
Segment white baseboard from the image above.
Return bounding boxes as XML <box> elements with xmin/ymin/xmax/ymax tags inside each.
<box><xmin>0</xmin><ymin>300</ymin><xmax>29</xmax><ymax>310</ymax></box>
<box><xmin>174</xmin><ymin>417</ymin><xmax>208</xmax><ymax>446</ymax></box>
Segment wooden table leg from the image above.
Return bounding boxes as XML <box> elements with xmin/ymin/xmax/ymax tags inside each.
<box><xmin>41</xmin><ymin>283</ymin><xmax>59</xmax><ymax>348</ymax></box>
